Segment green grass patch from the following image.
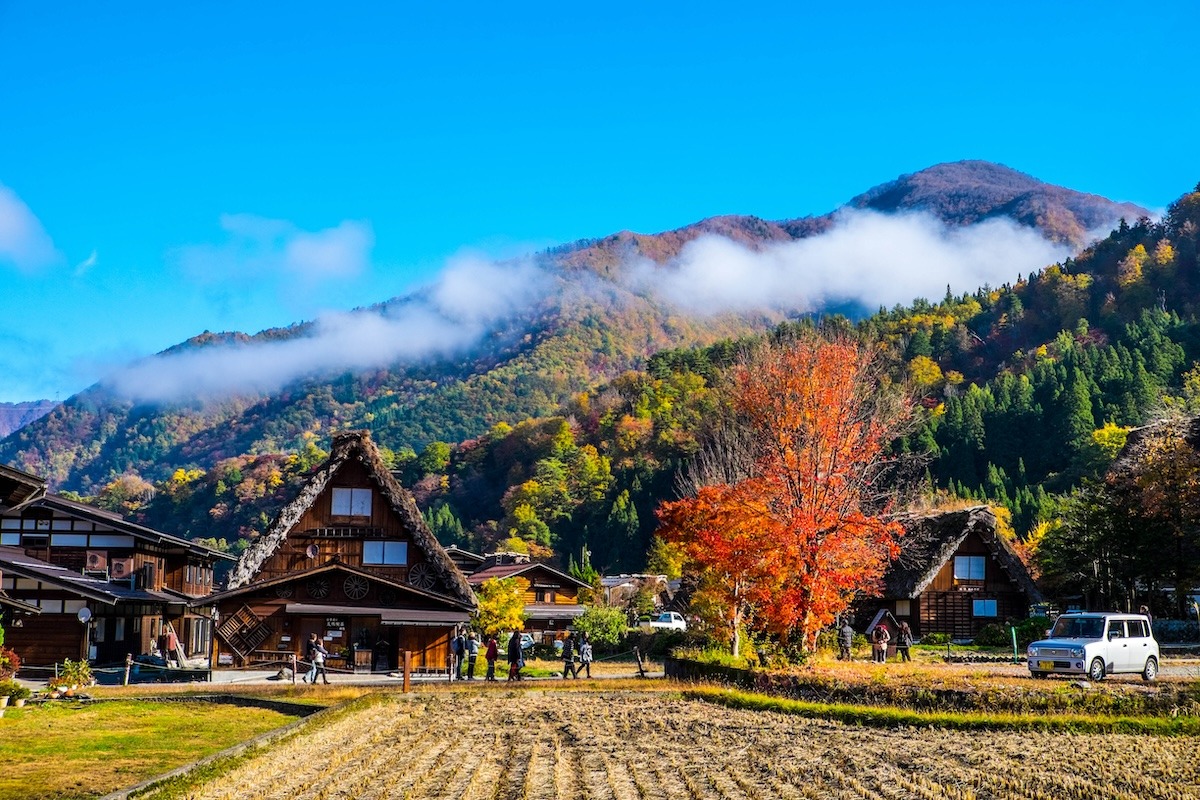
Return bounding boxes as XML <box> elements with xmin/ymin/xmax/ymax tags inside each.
<box><xmin>0</xmin><ymin>699</ymin><xmax>304</xmax><ymax>800</ymax></box>
<box><xmin>685</xmin><ymin>686</ymin><xmax>1200</xmax><ymax>736</ymax></box>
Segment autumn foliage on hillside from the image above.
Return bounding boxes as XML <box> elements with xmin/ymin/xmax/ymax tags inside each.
<box><xmin>658</xmin><ymin>331</ymin><xmax>917</xmax><ymax>654</ymax></box>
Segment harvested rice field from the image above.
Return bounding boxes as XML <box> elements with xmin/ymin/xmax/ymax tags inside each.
<box><xmin>149</xmin><ymin>690</ymin><xmax>1198</xmax><ymax>800</ymax></box>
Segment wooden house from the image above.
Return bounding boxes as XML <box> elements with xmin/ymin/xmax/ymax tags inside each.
<box><xmin>207</xmin><ymin>431</ymin><xmax>475</xmax><ymax>673</ymax></box>
<box><xmin>0</xmin><ymin>464</ymin><xmax>233</xmax><ymax>667</ymax></box>
<box><xmin>466</xmin><ymin>553</ymin><xmax>590</xmax><ymax>641</ymax></box>
<box><xmin>864</xmin><ymin>506</ymin><xmax>1043</xmax><ymax>641</ymax></box>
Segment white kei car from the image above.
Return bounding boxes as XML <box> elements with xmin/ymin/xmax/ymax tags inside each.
<box><xmin>1026</xmin><ymin>612</ymin><xmax>1159</xmax><ymax>681</ymax></box>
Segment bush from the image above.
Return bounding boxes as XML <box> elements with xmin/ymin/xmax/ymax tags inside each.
<box><xmin>0</xmin><ymin>678</ymin><xmax>30</xmax><ymax>700</ymax></box>
<box><xmin>972</xmin><ymin>624</ymin><xmax>1010</xmax><ymax>647</ymax></box>
<box><xmin>1012</xmin><ymin>616</ymin><xmax>1051</xmax><ymax>648</ymax></box>
<box><xmin>1152</xmin><ymin>619</ymin><xmax>1200</xmax><ymax>643</ymax></box>
<box><xmin>920</xmin><ymin>632</ymin><xmax>950</xmax><ymax>645</ymax></box>
<box><xmin>0</xmin><ymin>646</ymin><xmax>21</xmax><ymax>680</ymax></box>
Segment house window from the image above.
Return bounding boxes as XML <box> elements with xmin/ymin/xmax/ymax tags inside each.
<box><xmin>332</xmin><ymin>488</ymin><xmax>372</xmax><ymax>517</ymax></box>
<box><xmin>363</xmin><ymin>540</ymin><xmax>407</xmax><ymax>566</ymax></box>
<box><xmin>534</xmin><ymin>589</ymin><xmax>556</xmax><ymax>603</ymax></box>
<box><xmin>115</xmin><ymin>618</ymin><xmax>126</xmax><ymax>641</ymax></box>
<box><xmin>895</xmin><ymin>600</ymin><xmax>911</xmax><ymax>617</ymax></box>
<box><xmin>954</xmin><ymin>556</ymin><xmax>985</xmax><ymax>581</ymax></box>
<box><xmin>972</xmin><ymin>599</ymin><xmax>997</xmax><ymax>617</ymax></box>
<box><xmin>94</xmin><ymin>618</ymin><xmax>107</xmax><ymax>643</ymax></box>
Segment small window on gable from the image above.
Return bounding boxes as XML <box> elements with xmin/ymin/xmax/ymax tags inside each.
<box><xmin>954</xmin><ymin>555</ymin><xmax>985</xmax><ymax>581</ymax></box>
<box><xmin>363</xmin><ymin>540</ymin><xmax>407</xmax><ymax>565</ymax></box>
<box><xmin>332</xmin><ymin>488</ymin><xmax>372</xmax><ymax>517</ymax></box>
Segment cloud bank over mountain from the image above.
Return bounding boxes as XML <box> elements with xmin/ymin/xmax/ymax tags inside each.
<box><xmin>645</xmin><ymin>209</ymin><xmax>1075</xmax><ymax>315</ymax></box>
<box><xmin>103</xmin><ymin>209</ymin><xmax>1077</xmax><ymax>403</ymax></box>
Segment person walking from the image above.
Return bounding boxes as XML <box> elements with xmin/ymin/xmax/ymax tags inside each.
<box><xmin>838</xmin><ymin>619</ymin><xmax>855</xmax><ymax>661</ymax></box>
<box><xmin>561</xmin><ymin>633</ymin><xmax>577</xmax><ymax>679</ymax></box>
<box><xmin>484</xmin><ymin>634</ymin><xmax>499</xmax><ymax>681</ymax></box>
<box><xmin>872</xmin><ymin>623</ymin><xmax>890</xmax><ymax>664</ymax></box>
<box><xmin>578</xmin><ymin>632</ymin><xmax>593</xmax><ymax>678</ymax></box>
<box><xmin>466</xmin><ymin>632</ymin><xmax>480</xmax><ymax>680</ymax></box>
<box><xmin>304</xmin><ymin>633</ymin><xmax>330</xmax><ymax>684</ymax></box>
<box><xmin>452</xmin><ymin>628</ymin><xmax>466</xmax><ymax>680</ymax></box>
<box><xmin>506</xmin><ymin>628</ymin><xmax>524</xmax><ymax>682</ymax></box>
<box><xmin>896</xmin><ymin>621</ymin><xmax>913</xmax><ymax>662</ymax></box>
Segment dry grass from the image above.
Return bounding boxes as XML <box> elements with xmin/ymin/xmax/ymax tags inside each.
<box><xmin>143</xmin><ymin>689</ymin><xmax>1199</xmax><ymax>800</ymax></box>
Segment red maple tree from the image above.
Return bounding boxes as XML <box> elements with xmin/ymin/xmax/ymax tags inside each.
<box><xmin>658</xmin><ymin>330</ymin><xmax>916</xmax><ymax>654</ymax></box>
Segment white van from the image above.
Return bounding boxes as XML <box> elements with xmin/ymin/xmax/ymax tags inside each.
<box><xmin>1026</xmin><ymin>612</ymin><xmax>1159</xmax><ymax>681</ymax></box>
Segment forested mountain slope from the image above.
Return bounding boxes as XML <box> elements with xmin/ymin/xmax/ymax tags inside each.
<box><xmin>0</xmin><ymin>163</ymin><xmax>1153</xmax><ymax>572</ymax></box>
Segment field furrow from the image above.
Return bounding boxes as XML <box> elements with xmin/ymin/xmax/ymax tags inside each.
<box><xmin>148</xmin><ymin>691</ymin><xmax>1200</xmax><ymax>800</ymax></box>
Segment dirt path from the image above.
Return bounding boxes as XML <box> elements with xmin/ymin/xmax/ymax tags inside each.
<box><xmin>153</xmin><ymin>690</ymin><xmax>1199</xmax><ymax>800</ymax></box>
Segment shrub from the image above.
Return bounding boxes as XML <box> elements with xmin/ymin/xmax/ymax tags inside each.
<box><xmin>0</xmin><ymin>678</ymin><xmax>30</xmax><ymax>700</ymax></box>
<box><xmin>1152</xmin><ymin>619</ymin><xmax>1200</xmax><ymax>643</ymax></box>
<box><xmin>0</xmin><ymin>646</ymin><xmax>21</xmax><ymax>680</ymax></box>
<box><xmin>1013</xmin><ymin>616</ymin><xmax>1051</xmax><ymax>648</ymax></box>
<box><xmin>972</xmin><ymin>624</ymin><xmax>1010</xmax><ymax>647</ymax></box>
<box><xmin>920</xmin><ymin>632</ymin><xmax>950</xmax><ymax>645</ymax></box>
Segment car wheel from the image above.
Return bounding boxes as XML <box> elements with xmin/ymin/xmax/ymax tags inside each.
<box><xmin>1142</xmin><ymin>657</ymin><xmax>1158</xmax><ymax>682</ymax></box>
<box><xmin>1088</xmin><ymin>657</ymin><xmax>1106</xmax><ymax>681</ymax></box>
<box><xmin>1030</xmin><ymin>670</ymin><xmax>1048</xmax><ymax>679</ymax></box>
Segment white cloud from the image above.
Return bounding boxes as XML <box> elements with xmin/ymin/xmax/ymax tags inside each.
<box><xmin>639</xmin><ymin>209</ymin><xmax>1073</xmax><ymax>314</ymax></box>
<box><xmin>0</xmin><ymin>183</ymin><xmax>61</xmax><ymax>271</ymax></box>
<box><xmin>105</xmin><ymin>253</ymin><xmax>552</xmax><ymax>402</ymax></box>
<box><xmin>105</xmin><ymin>209</ymin><xmax>1074</xmax><ymax>404</ymax></box>
<box><xmin>73</xmin><ymin>250</ymin><xmax>98</xmax><ymax>276</ymax></box>
<box><xmin>175</xmin><ymin>214</ymin><xmax>375</xmax><ymax>284</ymax></box>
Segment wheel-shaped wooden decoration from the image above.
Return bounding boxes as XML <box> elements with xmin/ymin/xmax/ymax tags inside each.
<box><xmin>407</xmin><ymin>562</ymin><xmax>437</xmax><ymax>591</ymax></box>
<box><xmin>275</xmin><ymin>585</ymin><xmax>294</xmax><ymax>599</ymax></box>
<box><xmin>343</xmin><ymin>574</ymin><xmax>370</xmax><ymax>601</ymax></box>
<box><xmin>306</xmin><ymin>577</ymin><xmax>331</xmax><ymax>600</ymax></box>
<box><xmin>379</xmin><ymin>588</ymin><xmax>399</xmax><ymax>606</ymax></box>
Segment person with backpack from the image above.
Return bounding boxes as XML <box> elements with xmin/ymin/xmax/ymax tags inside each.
<box><xmin>506</xmin><ymin>628</ymin><xmax>524</xmax><ymax>682</ymax></box>
<box><xmin>872</xmin><ymin>623</ymin><xmax>890</xmax><ymax>664</ymax></box>
<box><xmin>561</xmin><ymin>633</ymin><xmax>577</xmax><ymax>679</ymax></box>
<box><xmin>466</xmin><ymin>632</ymin><xmax>480</xmax><ymax>680</ymax></box>
<box><xmin>451</xmin><ymin>628</ymin><xmax>465</xmax><ymax>680</ymax></box>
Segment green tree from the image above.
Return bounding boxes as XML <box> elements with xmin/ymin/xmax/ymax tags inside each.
<box><xmin>572</xmin><ymin>605</ymin><xmax>628</xmax><ymax>648</ymax></box>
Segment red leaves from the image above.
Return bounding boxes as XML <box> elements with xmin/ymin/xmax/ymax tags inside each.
<box><xmin>658</xmin><ymin>331</ymin><xmax>914</xmax><ymax>652</ymax></box>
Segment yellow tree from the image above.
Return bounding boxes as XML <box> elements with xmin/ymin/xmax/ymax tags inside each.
<box><xmin>473</xmin><ymin>577</ymin><xmax>530</xmax><ymax>637</ymax></box>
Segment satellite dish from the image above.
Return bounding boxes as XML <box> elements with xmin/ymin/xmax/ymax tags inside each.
<box><xmin>306</xmin><ymin>544</ymin><xmax>320</xmax><ymax>559</ymax></box>
<box><xmin>77</xmin><ymin>607</ymin><xmax>92</xmax><ymax>624</ymax></box>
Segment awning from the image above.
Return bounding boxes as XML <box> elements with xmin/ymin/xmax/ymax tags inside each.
<box><xmin>524</xmin><ymin>604</ymin><xmax>586</xmax><ymax>621</ymax></box>
<box><xmin>285</xmin><ymin>603</ymin><xmax>470</xmax><ymax>627</ymax></box>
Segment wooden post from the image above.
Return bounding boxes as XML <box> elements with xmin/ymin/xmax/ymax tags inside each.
<box><xmin>292</xmin><ymin>653</ymin><xmax>297</xmax><ymax>685</ymax></box>
<box><xmin>403</xmin><ymin>650</ymin><xmax>411</xmax><ymax>693</ymax></box>
<box><xmin>447</xmin><ymin>652</ymin><xmax>453</xmax><ymax>682</ymax></box>
<box><xmin>634</xmin><ymin>646</ymin><xmax>647</xmax><ymax>678</ymax></box>
<box><xmin>123</xmin><ymin>653</ymin><xmax>133</xmax><ymax>686</ymax></box>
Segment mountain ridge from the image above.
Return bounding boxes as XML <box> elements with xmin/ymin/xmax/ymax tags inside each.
<box><xmin>0</xmin><ymin>161</ymin><xmax>1151</xmax><ymax>492</ymax></box>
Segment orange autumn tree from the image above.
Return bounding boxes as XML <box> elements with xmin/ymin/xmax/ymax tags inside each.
<box><xmin>658</xmin><ymin>329</ymin><xmax>917</xmax><ymax>655</ymax></box>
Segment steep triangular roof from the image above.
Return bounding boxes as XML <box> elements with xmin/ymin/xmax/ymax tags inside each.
<box><xmin>227</xmin><ymin>430</ymin><xmax>474</xmax><ymax>606</ymax></box>
<box><xmin>884</xmin><ymin>506</ymin><xmax>1042</xmax><ymax>602</ymax></box>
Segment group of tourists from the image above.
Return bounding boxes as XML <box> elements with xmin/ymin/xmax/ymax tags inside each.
<box><xmin>446</xmin><ymin>627</ymin><xmax>594</xmax><ymax>681</ymax></box>
<box><xmin>558</xmin><ymin>631</ymin><xmax>593</xmax><ymax>679</ymax></box>
<box><xmin>837</xmin><ymin>618</ymin><xmax>914</xmax><ymax>664</ymax></box>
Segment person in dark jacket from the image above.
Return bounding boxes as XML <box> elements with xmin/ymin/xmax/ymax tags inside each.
<box><xmin>561</xmin><ymin>633</ymin><xmax>577</xmax><ymax>679</ymax></box>
<box><xmin>838</xmin><ymin>620</ymin><xmax>855</xmax><ymax>661</ymax></box>
<box><xmin>896</xmin><ymin>621</ymin><xmax>914</xmax><ymax>662</ymax></box>
<box><xmin>506</xmin><ymin>628</ymin><xmax>524</xmax><ymax>682</ymax></box>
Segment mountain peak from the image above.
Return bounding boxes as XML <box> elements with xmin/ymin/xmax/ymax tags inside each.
<box><xmin>844</xmin><ymin>160</ymin><xmax>1149</xmax><ymax>245</ymax></box>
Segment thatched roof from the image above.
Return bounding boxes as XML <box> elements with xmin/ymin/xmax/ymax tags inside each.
<box><xmin>1107</xmin><ymin>416</ymin><xmax>1200</xmax><ymax>478</ymax></box>
<box><xmin>884</xmin><ymin>505</ymin><xmax>1043</xmax><ymax>602</ymax></box>
<box><xmin>227</xmin><ymin>430</ymin><xmax>475</xmax><ymax>606</ymax></box>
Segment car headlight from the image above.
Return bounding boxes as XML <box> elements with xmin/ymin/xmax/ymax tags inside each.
<box><xmin>1027</xmin><ymin>647</ymin><xmax>1037</xmax><ymax>658</ymax></box>
<box><xmin>1070</xmin><ymin>647</ymin><xmax>1084</xmax><ymax>658</ymax></box>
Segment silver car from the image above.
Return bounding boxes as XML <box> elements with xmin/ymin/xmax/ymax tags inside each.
<box><xmin>1026</xmin><ymin>612</ymin><xmax>1159</xmax><ymax>681</ymax></box>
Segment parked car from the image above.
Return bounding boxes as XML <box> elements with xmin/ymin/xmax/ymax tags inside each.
<box><xmin>641</xmin><ymin>612</ymin><xmax>688</xmax><ymax>632</ymax></box>
<box><xmin>1026</xmin><ymin>612</ymin><xmax>1159</xmax><ymax>681</ymax></box>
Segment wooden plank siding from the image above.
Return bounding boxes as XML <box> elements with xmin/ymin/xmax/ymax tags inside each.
<box><xmin>914</xmin><ymin>532</ymin><xmax>1029</xmax><ymax>639</ymax></box>
<box><xmin>253</xmin><ymin>461</ymin><xmax>428</xmax><ymax>584</ymax></box>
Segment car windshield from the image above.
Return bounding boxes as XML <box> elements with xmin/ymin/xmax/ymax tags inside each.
<box><xmin>1050</xmin><ymin>616</ymin><xmax>1104</xmax><ymax>639</ymax></box>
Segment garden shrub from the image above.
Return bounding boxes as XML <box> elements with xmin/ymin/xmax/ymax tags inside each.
<box><xmin>920</xmin><ymin>632</ymin><xmax>950</xmax><ymax>645</ymax></box>
<box><xmin>972</xmin><ymin>624</ymin><xmax>1009</xmax><ymax>647</ymax></box>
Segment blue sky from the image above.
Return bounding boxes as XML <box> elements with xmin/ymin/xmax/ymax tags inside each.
<box><xmin>2</xmin><ymin>2</ymin><xmax>1199</xmax><ymax>403</ymax></box>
